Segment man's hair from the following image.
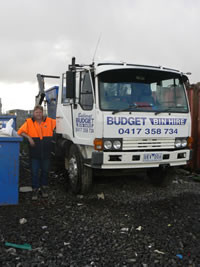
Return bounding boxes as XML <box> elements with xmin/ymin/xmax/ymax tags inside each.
<box><xmin>33</xmin><ymin>105</ymin><xmax>43</xmax><ymax>112</ymax></box>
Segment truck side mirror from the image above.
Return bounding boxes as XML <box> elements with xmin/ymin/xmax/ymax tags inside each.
<box><xmin>182</xmin><ymin>75</ymin><xmax>190</xmax><ymax>87</ymax></box>
<box><xmin>182</xmin><ymin>75</ymin><xmax>188</xmax><ymax>83</ymax></box>
<box><xmin>66</xmin><ymin>71</ymin><xmax>76</xmax><ymax>99</ymax></box>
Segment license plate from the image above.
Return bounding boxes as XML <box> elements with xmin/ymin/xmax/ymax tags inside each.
<box><xmin>143</xmin><ymin>153</ymin><xmax>162</xmax><ymax>162</ymax></box>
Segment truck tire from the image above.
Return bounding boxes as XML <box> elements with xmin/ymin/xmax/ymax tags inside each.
<box><xmin>68</xmin><ymin>144</ymin><xmax>92</xmax><ymax>194</ymax></box>
<box><xmin>147</xmin><ymin>166</ymin><xmax>174</xmax><ymax>187</ymax></box>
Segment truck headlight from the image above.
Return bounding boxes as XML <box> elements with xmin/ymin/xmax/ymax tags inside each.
<box><xmin>181</xmin><ymin>139</ymin><xmax>187</xmax><ymax>148</ymax></box>
<box><xmin>103</xmin><ymin>138</ymin><xmax>122</xmax><ymax>151</ymax></box>
<box><xmin>175</xmin><ymin>139</ymin><xmax>182</xmax><ymax>148</ymax></box>
<box><xmin>175</xmin><ymin>138</ymin><xmax>188</xmax><ymax>148</ymax></box>
<box><xmin>104</xmin><ymin>140</ymin><xmax>112</xmax><ymax>150</ymax></box>
<box><xmin>113</xmin><ymin>140</ymin><xmax>121</xmax><ymax>150</ymax></box>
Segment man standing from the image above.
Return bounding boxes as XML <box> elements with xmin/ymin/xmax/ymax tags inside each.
<box><xmin>18</xmin><ymin>105</ymin><xmax>56</xmax><ymax>200</ymax></box>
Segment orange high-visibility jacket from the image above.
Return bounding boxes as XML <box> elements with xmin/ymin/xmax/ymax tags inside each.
<box><xmin>18</xmin><ymin>117</ymin><xmax>56</xmax><ymax>159</ymax></box>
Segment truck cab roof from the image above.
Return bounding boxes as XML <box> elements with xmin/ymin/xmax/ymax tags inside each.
<box><xmin>94</xmin><ymin>62</ymin><xmax>183</xmax><ymax>76</ymax></box>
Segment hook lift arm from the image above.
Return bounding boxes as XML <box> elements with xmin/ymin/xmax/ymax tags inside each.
<box><xmin>35</xmin><ymin>74</ymin><xmax>60</xmax><ymax>105</ymax></box>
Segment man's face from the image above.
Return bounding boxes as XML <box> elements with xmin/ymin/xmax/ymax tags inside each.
<box><xmin>33</xmin><ymin>109</ymin><xmax>43</xmax><ymax>121</ymax></box>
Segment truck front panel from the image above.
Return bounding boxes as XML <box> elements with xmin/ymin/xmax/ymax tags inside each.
<box><xmin>91</xmin><ymin>65</ymin><xmax>191</xmax><ymax>169</ymax></box>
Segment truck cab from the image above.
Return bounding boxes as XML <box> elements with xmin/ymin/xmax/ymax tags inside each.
<box><xmin>54</xmin><ymin>58</ymin><xmax>192</xmax><ymax>193</ymax></box>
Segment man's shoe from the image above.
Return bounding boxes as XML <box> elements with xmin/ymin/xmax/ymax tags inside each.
<box><xmin>41</xmin><ymin>186</ymin><xmax>48</xmax><ymax>198</ymax></box>
<box><xmin>32</xmin><ymin>188</ymin><xmax>39</xmax><ymax>200</ymax></box>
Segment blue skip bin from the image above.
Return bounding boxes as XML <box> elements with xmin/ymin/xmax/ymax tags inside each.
<box><xmin>0</xmin><ymin>137</ymin><xmax>22</xmax><ymax>205</ymax></box>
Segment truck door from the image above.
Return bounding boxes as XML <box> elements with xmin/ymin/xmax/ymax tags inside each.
<box><xmin>73</xmin><ymin>70</ymin><xmax>95</xmax><ymax>145</ymax></box>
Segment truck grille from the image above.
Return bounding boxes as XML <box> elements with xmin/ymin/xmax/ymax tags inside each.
<box><xmin>123</xmin><ymin>138</ymin><xmax>175</xmax><ymax>150</ymax></box>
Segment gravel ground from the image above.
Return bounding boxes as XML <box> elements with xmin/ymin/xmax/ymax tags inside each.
<box><xmin>1</xmin><ymin>155</ymin><xmax>200</xmax><ymax>266</ymax></box>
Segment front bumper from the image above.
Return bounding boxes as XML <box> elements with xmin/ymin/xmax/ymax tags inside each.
<box><xmin>91</xmin><ymin>149</ymin><xmax>191</xmax><ymax>169</ymax></box>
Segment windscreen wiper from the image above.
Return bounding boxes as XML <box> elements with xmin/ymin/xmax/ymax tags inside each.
<box><xmin>112</xmin><ymin>103</ymin><xmax>152</xmax><ymax>115</ymax></box>
<box><xmin>154</xmin><ymin>109</ymin><xmax>172</xmax><ymax>115</ymax></box>
<box><xmin>155</xmin><ymin>106</ymin><xmax>187</xmax><ymax>115</ymax></box>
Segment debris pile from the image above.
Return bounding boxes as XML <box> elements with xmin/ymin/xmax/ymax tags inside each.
<box><xmin>0</xmin><ymin>158</ymin><xmax>200</xmax><ymax>266</ymax></box>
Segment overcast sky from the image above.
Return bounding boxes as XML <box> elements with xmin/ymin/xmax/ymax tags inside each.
<box><xmin>0</xmin><ymin>0</ymin><xmax>200</xmax><ymax>112</ymax></box>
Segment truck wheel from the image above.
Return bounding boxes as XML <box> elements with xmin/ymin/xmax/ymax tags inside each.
<box><xmin>68</xmin><ymin>145</ymin><xmax>92</xmax><ymax>194</ymax></box>
<box><xmin>147</xmin><ymin>167</ymin><xmax>174</xmax><ymax>187</ymax></box>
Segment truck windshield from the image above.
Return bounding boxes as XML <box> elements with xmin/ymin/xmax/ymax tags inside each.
<box><xmin>98</xmin><ymin>69</ymin><xmax>188</xmax><ymax>113</ymax></box>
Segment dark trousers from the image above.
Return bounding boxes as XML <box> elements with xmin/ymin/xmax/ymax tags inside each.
<box><xmin>31</xmin><ymin>158</ymin><xmax>50</xmax><ymax>189</ymax></box>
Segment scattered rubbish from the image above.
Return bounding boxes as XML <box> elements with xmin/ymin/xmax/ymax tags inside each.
<box><xmin>32</xmin><ymin>247</ymin><xmax>43</xmax><ymax>253</ymax></box>
<box><xmin>6</xmin><ymin>248</ymin><xmax>16</xmax><ymax>254</ymax></box>
<box><xmin>127</xmin><ymin>258</ymin><xmax>137</xmax><ymax>263</ymax></box>
<box><xmin>41</xmin><ymin>226</ymin><xmax>48</xmax><ymax>229</ymax></box>
<box><xmin>148</xmin><ymin>243</ymin><xmax>154</xmax><ymax>248</ymax></box>
<box><xmin>176</xmin><ymin>254</ymin><xmax>183</xmax><ymax>259</ymax></box>
<box><xmin>64</xmin><ymin>242</ymin><xmax>70</xmax><ymax>246</ymax></box>
<box><xmin>120</xmin><ymin>227</ymin><xmax>129</xmax><ymax>232</ymax></box>
<box><xmin>0</xmin><ymin>119</ymin><xmax>15</xmax><ymax>137</ymax></box>
<box><xmin>0</xmin><ymin>234</ymin><xmax>4</xmax><ymax>242</ymax></box>
<box><xmin>19</xmin><ymin>186</ymin><xmax>32</xmax><ymax>193</ymax></box>
<box><xmin>154</xmin><ymin>249</ymin><xmax>165</xmax><ymax>254</ymax></box>
<box><xmin>97</xmin><ymin>192</ymin><xmax>105</xmax><ymax>200</ymax></box>
<box><xmin>5</xmin><ymin>242</ymin><xmax>32</xmax><ymax>250</ymax></box>
<box><xmin>180</xmin><ymin>179</ymin><xmax>189</xmax><ymax>184</ymax></box>
<box><xmin>168</xmin><ymin>224</ymin><xmax>172</xmax><ymax>227</ymax></box>
<box><xmin>179</xmin><ymin>241</ymin><xmax>184</xmax><ymax>248</ymax></box>
<box><xmin>19</xmin><ymin>218</ymin><xmax>27</xmax><ymax>224</ymax></box>
<box><xmin>77</xmin><ymin>203</ymin><xmax>84</xmax><ymax>206</ymax></box>
<box><xmin>136</xmin><ymin>226</ymin><xmax>142</xmax><ymax>231</ymax></box>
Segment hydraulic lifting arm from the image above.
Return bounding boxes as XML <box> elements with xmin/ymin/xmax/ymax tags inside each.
<box><xmin>35</xmin><ymin>74</ymin><xmax>60</xmax><ymax>105</ymax></box>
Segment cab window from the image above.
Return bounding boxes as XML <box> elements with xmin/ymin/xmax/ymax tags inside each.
<box><xmin>80</xmin><ymin>72</ymin><xmax>94</xmax><ymax>110</ymax></box>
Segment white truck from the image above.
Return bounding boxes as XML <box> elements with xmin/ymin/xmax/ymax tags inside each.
<box><xmin>36</xmin><ymin>58</ymin><xmax>192</xmax><ymax>194</ymax></box>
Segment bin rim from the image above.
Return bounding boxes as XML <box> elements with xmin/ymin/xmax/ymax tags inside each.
<box><xmin>0</xmin><ymin>115</ymin><xmax>17</xmax><ymax>119</ymax></box>
<box><xmin>0</xmin><ymin>137</ymin><xmax>23</xmax><ymax>141</ymax></box>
